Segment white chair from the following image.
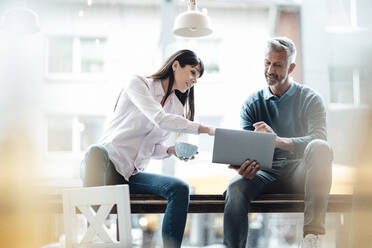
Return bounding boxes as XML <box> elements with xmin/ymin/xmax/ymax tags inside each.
<box><xmin>63</xmin><ymin>185</ymin><xmax>132</xmax><ymax>248</ymax></box>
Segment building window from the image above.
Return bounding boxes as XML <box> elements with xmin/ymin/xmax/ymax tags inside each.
<box><xmin>359</xmin><ymin>67</ymin><xmax>372</xmax><ymax>105</ymax></box>
<box><xmin>329</xmin><ymin>66</ymin><xmax>354</xmax><ymax>104</ymax></box>
<box><xmin>47</xmin><ymin>116</ymin><xmax>73</xmax><ymax>152</ymax></box>
<box><xmin>327</xmin><ymin>0</ymin><xmax>352</xmax><ymax>27</ymax></box>
<box><xmin>197</xmin><ymin>116</ymin><xmax>223</xmax><ymax>152</ymax></box>
<box><xmin>195</xmin><ymin>39</ymin><xmax>221</xmax><ymax>74</ymax></box>
<box><xmin>326</xmin><ymin>0</ymin><xmax>366</xmax><ymax>32</ymax></box>
<box><xmin>80</xmin><ymin>38</ymin><xmax>106</xmax><ymax>73</ymax></box>
<box><xmin>47</xmin><ymin>115</ymin><xmax>105</xmax><ymax>153</ymax></box>
<box><xmin>48</xmin><ymin>37</ymin><xmax>73</xmax><ymax>73</ymax></box>
<box><xmin>329</xmin><ymin>66</ymin><xmax>370</xmax><ymax>106</ymax></box>
<box><xmin>47</xmin><ymin>36</ymin><xmax>106</xmax><ymax>76</ymax></box>
<box><xmin>78</xmin><ymin>116</ymin><xmax>105</xmax><ymax>151</ymax></box>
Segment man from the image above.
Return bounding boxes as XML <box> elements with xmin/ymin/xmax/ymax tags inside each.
<box><xmin>223</xmin><ymin>37</ymin><xmax>333</xmax><ymax>248</ymax></box>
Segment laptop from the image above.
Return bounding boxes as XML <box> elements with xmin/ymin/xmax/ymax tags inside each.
<box><xmin>212</xmin><ymin>128</ymin><xmax>276</xmax><ymax>169</ymax></box>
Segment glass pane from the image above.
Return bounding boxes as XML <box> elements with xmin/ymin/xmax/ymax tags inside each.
<box><xmin>47</xmin><ymin>116</ymin><xmax>73</xmax><ymax>152</ymax></box>
<box><xmin>79</xmin><ymin>116</ymin><xmax>105</xmax><ymax>151</ymax></box>
<box><xmin>80</xmin><ymin>38</ymin><xmax>106</xmax><ymax>73</ymax></box>
<box><xmin>195</xmin><ymin>39</ymin><xmax>221</xmax><ymax>74</ymax></box>
<box><xmin>197</xmin><ymin>116</ymin><xmax>223</xmax><ymax>152</ymax></box>
<box><xmin>329</xmin><ymin>66</ymin><xmax>354</xmax><ymax>104</ymax></box>
<box><xmin>359</xmin><ymin>67</ymin><xmax>372</xmax><ymax>105</ymax></box>
<box><xmin>327</xmin><ymin>0</ymin><xmax>352</xmax><ymax>26</ymax></box>
<box><xmin>48</xmin><ymin>37</ymin><xmax>73</xmax><ymax>73</ymax></box>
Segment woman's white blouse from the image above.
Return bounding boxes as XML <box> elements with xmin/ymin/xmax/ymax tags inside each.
<box><xmin>99</xmin><ymin>75</ymin><xmax>200</xmax><ymax>181</ymax></box>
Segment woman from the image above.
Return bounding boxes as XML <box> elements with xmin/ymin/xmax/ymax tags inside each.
<box><xmin>81</xmin><ymin>49</ymin><xmax>215</xmax><ymax>247</ymax></box>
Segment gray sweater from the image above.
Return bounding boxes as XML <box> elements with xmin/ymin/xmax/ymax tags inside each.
<box><xmin>240</xmin><ymin>82</ymin><xmax>327</xmax><ymax>160</ymax></box>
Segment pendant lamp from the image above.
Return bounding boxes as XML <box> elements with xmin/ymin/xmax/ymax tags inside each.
<box><xmin>173</xmin><ymin>0</ymin><xmax>212</xmax><ymax>38</ymax></box>
<box><xmin>0</xmin><ymin>8</ymin><xmax>40</xmax><ymax>34</ymax></box>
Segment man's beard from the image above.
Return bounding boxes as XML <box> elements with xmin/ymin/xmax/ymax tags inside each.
<box><xmin>265</xmin><ymin>73</ymin><xmax>285</xmax><ymax>87</ymax></box>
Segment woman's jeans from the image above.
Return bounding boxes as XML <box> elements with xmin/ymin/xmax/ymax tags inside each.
<box><xmin>80</xmin><ymin>144</ymin><xmax>189</xmax><ymax>248</ymax></box>
<box><xmin>223</xmin><ymin>139</ymin><xmax>334</xmax><ymax>248</ymax></box>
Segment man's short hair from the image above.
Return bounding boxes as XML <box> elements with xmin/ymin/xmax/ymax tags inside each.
<box><xmin>266</xmin><ymin>37</ymin><xmax>297</xmax><ymax>64</ymax></box>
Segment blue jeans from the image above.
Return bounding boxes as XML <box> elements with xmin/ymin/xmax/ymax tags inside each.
<box><xmin>80</xmin><ymin>144</ymin><xmax>189</xmax><ymax>248</ymax></box>
<box><xmin>223</xmin><ymin>139</ymin><xmax>334</xmax><ymax>248</ymax></box>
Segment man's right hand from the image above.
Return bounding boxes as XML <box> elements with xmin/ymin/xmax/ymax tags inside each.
<box><xmin>228</xmin><ymin>159</ymin><xmax>260</xmax><ymax>179</ymax></box>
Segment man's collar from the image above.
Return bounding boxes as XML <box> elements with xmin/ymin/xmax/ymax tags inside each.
<box><xmin>263</xmin><ymin>86</ymin><xmax>275</xmax><ymax>100</ymax></box>
<box><xmin>263</xmin><ymin>82</ymin><xmax>296</xmax><ymax>100</ymax></box>
<box><xmin>285</xmin><ymin>82</ymin><xmax>296</xmax><ymax>97</ymax></box>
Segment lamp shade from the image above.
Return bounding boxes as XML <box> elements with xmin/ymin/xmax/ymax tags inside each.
<box><xmin>173</xmin><ymin>10</ymin><xmax>212</xmax><ymax>38</ymax></box>
<box><xmin>0</xmin><ymin>8</ymin><xmax>40</xmax><ymax>34</ymax></box>
<box><xmin>173</xmin><ymin>0</ymin><xmax>212</xmax><ymax>38</ymax></box>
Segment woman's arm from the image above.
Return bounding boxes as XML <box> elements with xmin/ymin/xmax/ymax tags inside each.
<box><xmin>125</xmin><ymin>76</ymin><xmax>215</xmax><ymax>135</ymax></box>
<box><xmin>125</xmin><ymin>76</ymin><xmax>201</xmax><ymax>134</ymax></box>
<box><xmin>198</xmin><ymin>124</ymin><xmax>215</xmax><ymax>135</ymax></box>
<box><xmin>151</xmin><ymin>144</ymin><xmax>171</xmax><ymax>159</ymax></box>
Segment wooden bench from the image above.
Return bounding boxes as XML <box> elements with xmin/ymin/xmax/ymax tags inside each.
<box><xmin>41</xmin><ymin>193</ymin><xmax>353</xmax><ymax>214</ymax></box>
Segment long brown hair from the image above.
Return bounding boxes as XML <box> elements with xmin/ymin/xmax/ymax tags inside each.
<box><xmin>114</xmin><ymin>49</ymin><xmax>204</xmax><ymax>121</ymax></box>
<box><xmin>148</xmin><ymin>49</ymin><xmax>204</xmax><ymax>121</ymax></box>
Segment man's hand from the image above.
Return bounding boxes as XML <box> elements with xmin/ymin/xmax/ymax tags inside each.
<box><xmin>253</xmin><ymin>121</ymin><xmax>295</xmax><ymax>152</ymax></box>
<box><xmin>253</xmin><ymin>121</ymin><xmax>276</xmax><ymax>134</ymax></box>
<box><xmin>228</xmin><ymin>159</ymin><xmax>261</xmax><ymax>179</ymax></box>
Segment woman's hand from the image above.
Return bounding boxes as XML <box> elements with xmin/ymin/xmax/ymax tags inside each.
<box><xmin>207</xmin><ymin>127</ymin><xmax>216</xmax><ymax>136</ymax></box>
<box><xmin>167</xmin><ymin>146</ymin><xmax>198</xmax><ymax>162</ymax></box>
<box><xmin>198</xmin><ymin>125</ymin><xmax>215</xmax><ymax>136</ymax></box>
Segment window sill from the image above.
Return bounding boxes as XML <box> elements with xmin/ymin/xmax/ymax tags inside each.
<box><xmin>329</xmin><ymin>103</ymin><xmax>370</xmax><ymax>110</ymax></box>
<box><xmin>45</xmin><ymin>73</ymin><xmax>107</xmax><ymax>83</ymax></box>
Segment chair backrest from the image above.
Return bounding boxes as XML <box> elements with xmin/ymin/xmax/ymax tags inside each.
<box><xmin>63</xmin><ymin>185</ymin><xmax>132</xmax><ymax>248</ymax></box>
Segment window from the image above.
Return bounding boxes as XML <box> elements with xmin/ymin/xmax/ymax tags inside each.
<box><xmin>47</xmin><ymin>36</ymin><xmax>106</xmax><ymax>76</ymax></box>
<box><xmin>329</xmin><ymin>66</ymin><xmax>354</xmax><ymax>104</ymax></box>
<box><xmin>47</xmin><ymin>115</ymin><xmax>105</xmax><ymax>153</ymax></box>
<box><xmin>326</xmin><ymin>0</ymin><xmax>366</xmax><ymax>32</ymax></box>
<box><xmin>47</xmin><ymin>116</ymin><xmax>73</xmax><ymax>152</ymax></box>
<box><xmin>359</xmin><ymin>67</ymin><xmax>372</xmax><ymax>105</ymax></box>
<box><xmin>168</xmin><ymin>38</ymin><xmax>222</xmax><ymax>76</ymax></box>
<box><xmin>197</xmin><ymin>116</ymin><xmax>223</xmax><ymax>152</ymax></box>
<box><xmin>195</xmin><ymin>39</ymin><xmax>221</xmax><ymax>75</ymax></box>
<box><xmin>329</xmin><ymin>66</ymin><xmax>370</xmax><ymax>106</ymax></box>
<box><xmin>79</xmin><ymin>116</ymin><xmax>105</xmax><ymax>151</ymax></box>
<box><xmin>80</xmin><ymin>38</ymin><xmax>106</xmax><ymax>73</ymax></box>
<box><xmin>48</xmin><ymin>37</ymin><xmax>73</xmax><ymax>73</ymax></box>
<box><xmin>327</xmin><ymin>0</ymin><xmax>353</xmax><ymax>27</ymax></box>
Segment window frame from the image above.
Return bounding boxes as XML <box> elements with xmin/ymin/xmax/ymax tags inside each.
<box><xmin>329</xmin><ymin>66</ymin><xmax>370</xmax><ymax>109</ymax></box>
<box><xmin>45</xmin><ymin>114</ymin><xmax>106</xmax><ymax>155</ymax></box>
<box><xmin>45</xmin><ymin>35</ymin><xmax>107</xmax><ymax>82</ymax></box>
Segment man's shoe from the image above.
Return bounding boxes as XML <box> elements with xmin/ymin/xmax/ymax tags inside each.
<box><xmin>300</xmin><ymin>234</ymin><xmax>320</xmax><ymax>248</ymax></box>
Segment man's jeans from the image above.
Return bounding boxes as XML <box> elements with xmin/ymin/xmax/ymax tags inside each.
<box><xmin>223</xmin><ymin>139</ymin><xmax>333</xmax><ymax>248</ymax></box>
<box><xmin>80</xmin><ymin>144</ymin><xmax>189</xmax><ymax>248</ymax></box>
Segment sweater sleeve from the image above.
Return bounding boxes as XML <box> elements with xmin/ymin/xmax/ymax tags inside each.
<box><xmin>240</xmin><ymin>100</ymin><xmax>255</xmax><ymax>131</ymax></box>
<box><xmin>292</xmin><ymin>94</ymin><xmax>327</xmax><ymax>154</ymax></box>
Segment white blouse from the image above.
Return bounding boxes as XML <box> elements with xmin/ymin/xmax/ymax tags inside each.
<box><xmin>99</xmin><ymin>75</ymin><xmax>200</xmax><ymax>181</ymax></box>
